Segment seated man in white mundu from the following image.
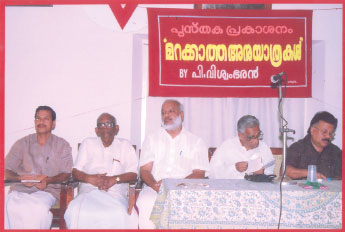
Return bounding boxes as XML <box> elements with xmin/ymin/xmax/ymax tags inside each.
<box><xmin>64</xmin><ymin>113</ymin><xmax>138</xmax><ymax>229</ymax></box>
<box><xmin>137</xmin><ymin>99</ymin><xmax>210</xmax><ymax>229</ymax></box>
<box><xmin>5</xmin><ymin>106</ymin><xmax>73</xmax><ymax>229</ymax></box>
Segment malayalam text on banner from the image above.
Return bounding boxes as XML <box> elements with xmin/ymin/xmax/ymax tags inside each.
<box><xmin>148</xmin><ymin>8</ymin><xmax>312</xmax><ymax>97</ymax></box>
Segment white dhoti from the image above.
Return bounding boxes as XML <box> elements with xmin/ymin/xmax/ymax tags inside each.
<box><xmin>64</xmin><ymin>189</ymin><xmax>138</xmax><ymax>229</ymax></box>
<box><xmin>5</xmin><ymin>190</ymin><xmax>56</xmax><ymax>229</ymax></box>
<box><xmin>136</xmin><ymin>186</ymin><xmax>158</xmax><ymax>229</ymax></box>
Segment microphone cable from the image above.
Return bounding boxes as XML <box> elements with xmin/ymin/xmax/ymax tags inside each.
<box><xmin>277</xmin><ymin>73</ymin><xmax>287</xmax><ymax>230</ymax></box>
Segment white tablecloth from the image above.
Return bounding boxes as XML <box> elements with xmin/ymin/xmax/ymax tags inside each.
<box><xmin>150</xmin><ymin>179</ymin><xmax>342</xmax><ymax>229</ymax></box>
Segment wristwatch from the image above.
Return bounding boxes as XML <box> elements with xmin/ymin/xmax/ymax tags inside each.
<box><xmin>116</xmin><ymin>176</ymin><xmax>120</xmax><ymax>183</ymax></box>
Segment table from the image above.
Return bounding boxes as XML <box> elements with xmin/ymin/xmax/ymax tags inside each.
<box><xmin>150</xmin><ymin>179</ymin><xmax>342</xmax><ymax>229</ymax></box>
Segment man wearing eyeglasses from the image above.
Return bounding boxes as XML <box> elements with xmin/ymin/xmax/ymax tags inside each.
<box><xmin>209</xmin><ymin>115</ymin><xmax>275</xmax><ymax>179</ymax></box>
<box><xmin>64</xmin><ymin>113</ymin><xmax>138</xmax><ymax>229</ymax></box>
<box><xmin>286</xmin><ymin>111</ymin><xmax>342</xmax><ymax>180</ymax></box>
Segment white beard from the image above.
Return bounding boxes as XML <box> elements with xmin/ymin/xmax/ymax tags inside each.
<box><xmin>162</xmin><ymin>115</ymin><xmax>182</xmax><ymax>131</ymax></box>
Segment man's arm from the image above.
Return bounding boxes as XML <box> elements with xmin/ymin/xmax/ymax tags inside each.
<box><xmin>72</xmin><ymin>168</ymin><xmax>106</xmax><ymax>187</ymax></box>
<box><xmin>45</xmin><ymin>173</ymin><xmax>71</xmax><ymax>185</ymax></box>
<box><xmin>5</xmin><ymin>169</ymin><xmax>71</xmax><ymax>190</ymax></box>
<box><xmin>286</xmin><ymin>165</ymin><xmax>307</xmax><ymax>179</ymax></box>
<box><xmin>140</xmin><ymin>162</ymin><xmax>161</xmax><ymax>192</ymax></box>
<box><xmin>99</xmin><ymin>172</ymin><xmax>138</xmax><ymax>191</ymax></box>
<box><xmin>34</xmin><ymin>172</ymin><xmax>71</xmax><ymax>190</ymax></box>
<box><xmin>114</xmin><ymin>172</ymin><xmax>138</xmax><ymax>183</ymax></box>
<box><xmin>185</xmin><ymin>169</ymin><xmax>205</xmax><ymax>179</ymax></box>
<box><xmin>5</xmin><ymin>169</ymin><xmax>21</xmax><ymax>181</ymax></box>
<box><xmin>286</xmin><ymin>165</ymin><xmax>326</xmax><ymax>180</ymax></box>
<box><xmin>334</xmin><ymin>149</ymin><xmax>342</xmax><ymax>179</ymax></box>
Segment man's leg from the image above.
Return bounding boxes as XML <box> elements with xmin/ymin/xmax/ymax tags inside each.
<box><xmin>65</xmin><ymin>189</ymin><xmax>137</xmax><ymax>229</ymax></box>
<box><xmin>127</xmin><ymin>206</ymin><xmax>139</xmax><ymax>229</ymax></box>
<box><xmin>136</xmin><ymin>186</ymin><xmax>157</xmax><ymax>229</ymax></box>
<box><xmin>6</xmin><ymin>191</ymin><xmax>56</xmax><ymax>229</ymax></box>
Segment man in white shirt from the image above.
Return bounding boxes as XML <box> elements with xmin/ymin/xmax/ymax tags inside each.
<box><xmin>64</xmin><ymin>113</ymin><xmax>138</xmax><ymax>229</ymax></box>
<box><xmin>209</xmin><ymin>115</ymin><xmax>275</xmax><ymax>179</ymax></box>
<box><xmin>137</xmin><ymin>99</ymin><xmax>210</xmax><ymax>229</ymax></box>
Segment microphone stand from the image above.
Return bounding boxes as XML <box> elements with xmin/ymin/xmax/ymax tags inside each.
<box><xmin>275</xmin><ymin>79</ymin><xmax>296</xmax><ymax>185</ymax></box>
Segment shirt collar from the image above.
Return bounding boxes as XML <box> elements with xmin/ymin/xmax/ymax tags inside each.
<box><xmin>32</xmin><ymin>133</ymin><xmax>54</xmax><ymax>147</ymax></box>
<box><xmin>162</xmin><ymin>126</ymin><xmax>185</xmax><ymax>140</ymax></box>
<box><xmin>97</xmin><ymin>136</ymin><xmax>118</xmax><ymax>149</ymax></box>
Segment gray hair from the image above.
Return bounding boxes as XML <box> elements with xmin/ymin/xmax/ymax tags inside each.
<box><xmin>237</xmin><ymin>115</ymin><xmax>260</xmax><ymax>133</ymax></box>
<box><xmin>97</xmin><ymin>113</ymin><xmax>117</xmax><ymax>125</ymax></box>
<box><xmin>162</xmin><ymin>99</ymin><xmax>184</xmax><ymax>112</ymax></box>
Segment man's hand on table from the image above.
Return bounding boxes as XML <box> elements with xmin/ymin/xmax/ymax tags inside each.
<box><xmin>152</xmin><ymin>180</ymin><xmax>162</xmax><ymax>193</ymax></box>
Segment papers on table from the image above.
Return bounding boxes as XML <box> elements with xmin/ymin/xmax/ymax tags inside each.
<box><xmin>176</xmin><ymin>183</ymin><xmax>209</xmax><ymax>188</ymax></box>
<box><xmin>246</xmin><ymin>157</ymin><xmax>263</xmax><ymax>174</ymax></box>
<box><xmin>263</xmin><ymin>160</ymin><xmax>275</xmax><ymax>169</ymax></box>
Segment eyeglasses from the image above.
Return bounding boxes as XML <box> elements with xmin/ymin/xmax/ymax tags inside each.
<box><xmin>247</xmin><ymin>131</ymin><xmax>263</xmax><ymax>141</ymax></box>
<box><xmin>97</xmin><ymin>122</ymin><xmax>115</xmax><ymax>129</ymax></box>
<box><xmin>313</xmin><ymin>126</ymin><xmax>335</xmax><ymax>138</ymax></box>
<box><xmin>35</xmin><ymin>116</ymin><xmax>51</xmax><ymax>122</ymax></box>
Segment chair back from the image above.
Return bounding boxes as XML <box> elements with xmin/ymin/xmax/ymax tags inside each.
<box><xmin>270</xmin><ymin>147</ymin><xmax>283</xmax><ymax>178</ymax></box>
<box><xmin>208</xmin><ymin>147</ymin><xmax>217</xmax><ymax>161</ymax></box>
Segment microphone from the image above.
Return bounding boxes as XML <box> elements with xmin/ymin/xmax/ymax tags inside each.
<box><xmin>271</xmin><ymin>72</ymin><xmax>285</xmax><ymax>84</ymax></box>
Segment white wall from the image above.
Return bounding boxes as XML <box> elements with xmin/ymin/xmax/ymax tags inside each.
<box><xmin>5</xmin><ymin>5</ymin><xmax>138</xmax><ymax>160</ymax></box>
<box><xmin>4</xmin><ymin>4</ymin><xmax>193</xmax><ymax>160</ymax></box>
<box><xmin>5</xmin><ymin>4</ymin><xmax>342</xmax><ymax>161</ymax></box>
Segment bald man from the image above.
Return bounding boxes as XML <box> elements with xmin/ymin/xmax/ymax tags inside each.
<box><xmin>64</xmin><ymin>113</ymin><xmax>138</xmax><ymax>229</ymax></box>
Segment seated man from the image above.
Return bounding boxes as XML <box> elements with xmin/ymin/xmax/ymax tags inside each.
<box><xmin>64</xmin><ymin>113</ymin><xmax>138</xmax><ymax>229</ymax></box>
<box><xmin>5</xmin><ymin>106</ymin><xmax>73</xmax><ymax>229</ymax></box>
<box><xmin>137</xmin><ymin>99</ymin><xmax>210</xmax><ymax>229</ymax></box>
<box><xmin>209</xmin><ymin>115</ymin><xmax>275</xmax><ymax>179</ymax></box>
<box><xmin>286</xmin><ymin>111</ymin><xmax>342</xmax><ymax>180</ymax></box>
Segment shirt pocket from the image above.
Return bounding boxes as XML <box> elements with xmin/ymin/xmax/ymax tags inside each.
<box><xmin>110</xmin><ymin>155</ymin><xmax>123</xmax><ymax>176</ymax></box>
<box><xmin>176</xmin><ymin>147</ymin><xmax>194</xmax><ymax>172</ymax></box>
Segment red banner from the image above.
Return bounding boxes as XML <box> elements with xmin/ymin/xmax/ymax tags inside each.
<box><xmin>148</xmin><ymin>8</ymin><xmax>312</xmax><ymax>98</ymax></box>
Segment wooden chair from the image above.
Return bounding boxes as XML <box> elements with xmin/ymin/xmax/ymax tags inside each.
<box><xmin>129</xmin><ymin>149</ymin><xmax>142</xmax><ymax>215</ymax></box>
<box><xmin>208</xmin><ymin>147</ymin><xmax>217</xmax><ymax>161</ymax></box>
<box><xmin>270</xmin><ymin>147</ymin><xmax>283</xmax><ymax>178</ymax></box>
<box><xmin>50</xmin><ymin>178</ymin><xmax>77</xmax><ymax>229</ymax></box>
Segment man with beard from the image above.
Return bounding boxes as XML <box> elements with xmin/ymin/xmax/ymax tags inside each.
<box><xmin>5</xmin><ymin>106</ymin><xmax>73</xmax><ymax>229</ymax></box>
<box><xmin>286</xmin><ymin>111</ymin><xmax>342</xmax><ymax>180</ymax></box>
<box><xmin>136</xmin><ymin>99</ymin><xmax>210</xmax><ymax>229</ymax></box>
<box><xmin>64</xmin><ymin>113</ymin><xmax>139</xmax><ymax>229</ymax></box>
<box><xmin>209</xmin><ymin>115</ymin><xmax>275</xmax><ymax>179</ymax></box>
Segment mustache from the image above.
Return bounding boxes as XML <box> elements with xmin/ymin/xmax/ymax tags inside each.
<box><xmin>322</xmin><ymin>138</ymin><xmax>330</xmax><ymax>142</ymax></box>
<box><xmin>164</xmin><ymin>118</ymin><xmax>172</xmax><ymax>122</ymax></box>
<box><xmin>37</xmin><ymin>124</ymin><xmax>46</xmax><ymax>127</ymax></box>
